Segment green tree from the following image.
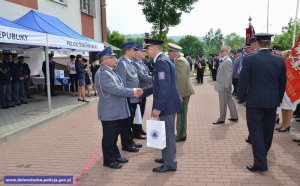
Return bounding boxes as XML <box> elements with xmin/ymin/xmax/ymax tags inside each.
<box><xmin>224</xmin><ymin>33</ymin><xmax>245</xmax><ymax>50</ymax></box>
<box><xmin>273</xmin><ymin>18</ymin><xmax>300</xmax><ymax>50</ymax></box>
<box><xmin>178</xmin><ymin>35</ymin><xmax>204</xmax><ymax>58</ymax></box>
<box><xmin>138</xmin><ymin>0</ymin><xmax>198</xmax><ymax>39</ymax></box>
<box><xmin>203</xmin><ymin>28</ymin><xmax>223</xmax><ymax>58</ymax></box>
<box><xmin>126</xmin><ymin>37</ymin><xmax>145</xmax><ymax>44</ymax></box>
<box><xmin>107</xmin><ymin>29</ymin><xmax>126</xmax><ymax>57</ymax></box>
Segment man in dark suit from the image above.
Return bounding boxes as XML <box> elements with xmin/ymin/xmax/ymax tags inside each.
<box><xmin>42</xmin><ymin>53</ymin><xmax>57</xmax><ymax>96</ymax></box>
<box><xmin>144</xmin><ymin>39</ymin><xmax>181</xmax><ymax>173</ymax></box>
<box><xmin>237</xmin><ymin>33</ymin><xmax>286</xmax><ymax>172</ymax></box>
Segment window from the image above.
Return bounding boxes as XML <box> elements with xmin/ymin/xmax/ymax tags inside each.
<box><xmin>51</xmin><ymin>0</ymin><xmax>67</xmax><ymax>5</ymax></box>
<box><xmin>80</xmin><ymin>0</ymin><xmax>95</xmax><ymax>17</ymax></box>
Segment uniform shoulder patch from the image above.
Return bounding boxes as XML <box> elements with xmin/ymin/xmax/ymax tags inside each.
<box><xmin>158</xmin><ymin>72</ymin><xmax>165</xmax><ymax>80</ymax></box>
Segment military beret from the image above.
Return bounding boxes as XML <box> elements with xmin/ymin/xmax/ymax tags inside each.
<box><xmin>144</xmin><ymin>39</ymin><xmax>164</xmax><ymax>48</ymax></box>
<box><xmin>97</xmin><ymin>46</ymin><xmax>116</xmax><ymax>60</ymax></box>
<box><xmin>272</xmin><ymin>45</ymin><xmax>283</xmax><ymax>51</ymax></box>
<box><xmin>76</xmin><ymin>54</ymin><xmax>82</xmax><ymax>58</ymax></box>
<box><xmin>135</xmin><ymin>44</ymin><xmax>145</xmax><ymax>51</ymax></box>
<box><xmin>254</xmin><ymin>33</ymin><xmax>274</xmax><ymax>41</ymax></box>
<box><xmin>121</xmin><ymin>42</ymin><xmax>137</xmax><ymax>49</ymax></box>
<box><xmin>70</xmin><ymin>55</ymin><xmax>76</xmax><ymax>59</ymax></box>
<box><xmin>168</xmin><ymin>43</ymin><xmax>182</xmax><ymax>52</ymax></box>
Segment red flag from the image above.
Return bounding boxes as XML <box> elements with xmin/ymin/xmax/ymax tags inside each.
<box><xmin>245</xmin><ymin>23</ymin><xmax>255</xmax><ymax>46</ymax></box>
<box><xmin>285</xmin><ymin>35</ymin><xmax>300</xmax><ymax>103</ymax></box>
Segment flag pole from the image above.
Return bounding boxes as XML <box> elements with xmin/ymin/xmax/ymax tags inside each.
<box><xmin>267</xmin><ymin>0</ymin><xmax>269</xmax><ymax>33</ymax></box>
<box><xmin>293</xmin><ymin>0</ymin><xmax>300</xmax><ymax>47</ymax></box>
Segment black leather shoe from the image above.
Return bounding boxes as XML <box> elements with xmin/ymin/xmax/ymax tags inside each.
<box><xmin>133</xmin><ymin>143</ymin><xmax>142</xmax><ymax>148</ymax></box>
<box><xmin>21</xmin><ymin>101</ymin><xmax>28</xmax><ymax>104</ymax></box>
<box><xmin>154</xmin><ymin>158</ymin><xmax>164</xmax><ymax>164</ymax></box>
<box><xmin>153</xmin><ymin>165</ymin><xmax>176</xmax><ymax>173</ymax></box>
<box><xmin>1</xmin><ymin>106</ymin><xmax>9</xmax><ymax>109</ymax></box>
<box><xmin>213</xmin><ymin>120</ymin><xmax>224</xmax><ymax>124</ymax></box>
<box><xmin>228</xmin><ymin>118</ymin><xmax>238</xmax><ymax>122</ymax></box>
<box><xmin>122</xmin><ymin>146</ymin><xmax>139</xmax><ymax>152</ymax></box>
<box><xmin>293</xmin><ymin>115</ymin><xmax>300</xmax><ymax>118</ymax></box>
<box><xmin>141</xmin><ymin>130</ymin><xmax>147</xmax><ymax>135</ymax></box>
<box><xmin>292</xmin><ymin>139</ymin><xmax>300</xmax><ymax>143</ymax></box>
<box><xmin>296</xmin><ymin>119</ymin><xmax>300</xmax><ymax>122</ymax></box>
<box><xmin>176</xmin><ymin>136</ymin><xmax>187</xmax><ymax>142</ymax></box>
<box><xmin>103</xmin><ymin>162</ymin><xmax>122</xmax><ymax>169</ymax></box>
<box><xmin>246</xmin><ymin>165</ymin><xmax>268</xmax><ymax>172</ymax></box>
<box><xmin>116</xmin><ymin>157</ymin><xmax>128</xmax><ymax>163</ymax></box>
<box><xmin>245</xmin><ymin>137</ymin><xmax>252</xmax><ymax>144</ymax></box>
<box><xmin>134</xmin><ymin>134</ymin><xmax>147</xmax><ymax>139</ymax></box>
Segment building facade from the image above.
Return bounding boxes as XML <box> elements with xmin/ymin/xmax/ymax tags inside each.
<box><xmin>0</xmin><ymin>0</ymin><xmax>107</xmax><ymax>75</ymax></box>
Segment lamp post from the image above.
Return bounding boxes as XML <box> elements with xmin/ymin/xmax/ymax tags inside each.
<box><xmin>293</xmin><ymin>0</ymin><xmax>300</xmax><ymax>46</ymax></box>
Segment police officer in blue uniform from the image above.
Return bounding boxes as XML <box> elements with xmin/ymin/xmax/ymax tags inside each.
<box><xmin>237</xmin><ymin>33</ymin><xmax>286</xmax><ymax>172</ymax></box>
<box><xmin>133</xmin><ymin>44</ymin><xmax>152</xmax><ymax>136</ymax></box>
<box><xmin>115</xmin><ymin>42</ymin><xmax>144</xmax><ymax>153</ymax></box>
<box><xmin>0</xmin><ymin>52</ymin><xmax>12</xmax><ymax>109</ymax></box>
<box><xmin>94</xmin><ymin>47</ymin><xmax>143</xmax><ymax>169</ymax></box>
<box><xmin>144</xmin><ymin>39</ymin><xmax>181</xmax><ymax>172</ymax></box>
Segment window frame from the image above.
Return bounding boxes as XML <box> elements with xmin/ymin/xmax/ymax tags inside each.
<box><xmin>51</xmin><ymin>0</ymin><xmax>68</xmax><ymax>6</ymax></box>
<box><xmin>80</xmin><ymin>0</ymin><xmax>96</xmax><ymax>17</ymax></box>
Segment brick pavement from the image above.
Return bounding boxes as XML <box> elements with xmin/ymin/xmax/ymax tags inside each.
<box><xmin>1</xmin><ymin>77</ymin><xmax>300</xmax><ymax>186</ymax></box>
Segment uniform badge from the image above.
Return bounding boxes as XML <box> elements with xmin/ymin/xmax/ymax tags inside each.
<box><xmin>158</xmin><ymin>72</ymin><xmax>165</xmax><ymax>80</ymax></box>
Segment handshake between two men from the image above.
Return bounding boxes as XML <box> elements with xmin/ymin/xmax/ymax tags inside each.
<box><xmin>133</xmin><ymin>88</ymin><xmax>144</xmax><ymax>97</ymax></box>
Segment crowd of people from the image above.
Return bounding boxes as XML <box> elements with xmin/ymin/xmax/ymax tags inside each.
<box><xmin>2</xmin><ymin>31</ymin><xmax>300</xmax><ymax>174</ymax></box>
<box><xmin>93</xmin><ymin>32</ymin><xmax>300</xmax><ymax>174</ymax></box>
<box><xmin>42</xmin><ymin>53</ymin><xmax>98</xmax><ymax>102</ymax></box>
<box><xmin>94</xmin><ymin>39</ymin><xmax>196</xmax><ymax>172</ymax></box>
<box><xmin>0</xmin><ymin>52</ymin><xmax>32</xmax><ymax>109</ymax></box>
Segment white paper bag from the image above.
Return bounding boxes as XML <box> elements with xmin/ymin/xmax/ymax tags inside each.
<box><xmin>133</xmin><ymin>104</ymin><xmax>142</xmax><ymax>125</ymax></box>
<box><xmin>146</xmin><ymin>119</ymin><xmax>166</xmax><ymax>149</ymax></box>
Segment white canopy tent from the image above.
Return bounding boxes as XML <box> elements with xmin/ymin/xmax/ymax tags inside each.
<box><xmin>1</xmin><ymin>10</ymin><xmax>104</xmax><ymax>112</ymax></box>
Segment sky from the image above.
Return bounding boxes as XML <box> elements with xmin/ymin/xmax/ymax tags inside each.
<box><xmin>106</xmin><ymin>0</ymin><xmax>298</xmax><ymax>37</ymax></box>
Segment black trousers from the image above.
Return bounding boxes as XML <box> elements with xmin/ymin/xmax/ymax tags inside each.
<box><xmin>196</xmin><ymin>69</ymin><xmax>204</xmax><ymax>84</ymax></box>
<box><xmin>140</xmin><ymin>97</ymin><xmax>147</xmax><ymax>117</ymax></box>
<box><xmin>120</xmin><ymin>116</ymin><xmax>134</xmax><ymax>148</ymax></box>
<box><xmin>69</xmin><ymin>74</ymin><xmax>78</xmax><ymax>93</ymax></box>
<box><xmin>246</xmin><ymin>107</ymin><xmax>276</xmax><ymax>169</ymax></box>
<box><xmin>211</xmin><ymin>69</ymin><xmax>217</xmax><ymax>81</ymax></box>
<box><xmin>101</xmin><ymin>119</ymin><xmax>123</xmax><ymax>164</ymax></box>
<box><xmin>44</xmin><ymin>77</ymin><xmax>55</xmax><ymax>95</ymax></box>
<box><xmin>232</xmin><ymin>78</ymin><xmax>238</xmax><ymax>94</ymax></box>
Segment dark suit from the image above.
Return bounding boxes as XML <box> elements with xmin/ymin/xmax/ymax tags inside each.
<box><xmin>42</xmin><ymin>60</ymin><xmax>56</xmax><ymax>95</ymax></box>
<box><xmin>237</xmin><ymin>49</ymin><xmax>286</xmax><ymax>170</ymax></box>
<box><xmin>152</xmin><ymin>53</ymin><xmax>181</xmax><ymax>169</ymax></box>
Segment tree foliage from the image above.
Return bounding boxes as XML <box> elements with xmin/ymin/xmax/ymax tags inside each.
<box><xmin>178</xmin><ymin>35</ymin><xmax>204</xmax><ymax>58</ymax></box>
<box><xmin>224</xmin><ymin>33</ymin><xmax>245</xmax><ymax>50</ymax></box>
<box><xmin>138</xmin><ymin>0</ymin><xmax>198</xmax><ymax>39</ymax></box>
<box><xmin>126</xmin><ymin>37</ymin><xmax>145</xmax><ymax>45</ymax></box>
<box><xmin>203</xmin><ymin>28</ymin><xmax>223</xmax><ymax>57</ymax></box>
<box><xmin>273</xmin><ymin>18</ymin><xmax>300</xmax><ymax>50</ymax></box>
<box><xmin>107</xmin><ymin>29</ymin><xmax>126</xmax><ymax>57</ymax></box>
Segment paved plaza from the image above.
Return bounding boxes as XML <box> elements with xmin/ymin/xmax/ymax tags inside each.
<box><xmin>1</xmin><ymin>77</ymin><xmax>300</xmax><ymax>186</ymax></box>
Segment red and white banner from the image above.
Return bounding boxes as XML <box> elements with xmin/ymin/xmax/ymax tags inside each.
<box><xmin>245</xmin><ymin>24</ymin><xmax>255</xmax><ymax>46</ymax></box>
<box><xmin>285</xmin><ymin>35</ymin><xmax>300</xmax><ymax>104</ymax></box>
